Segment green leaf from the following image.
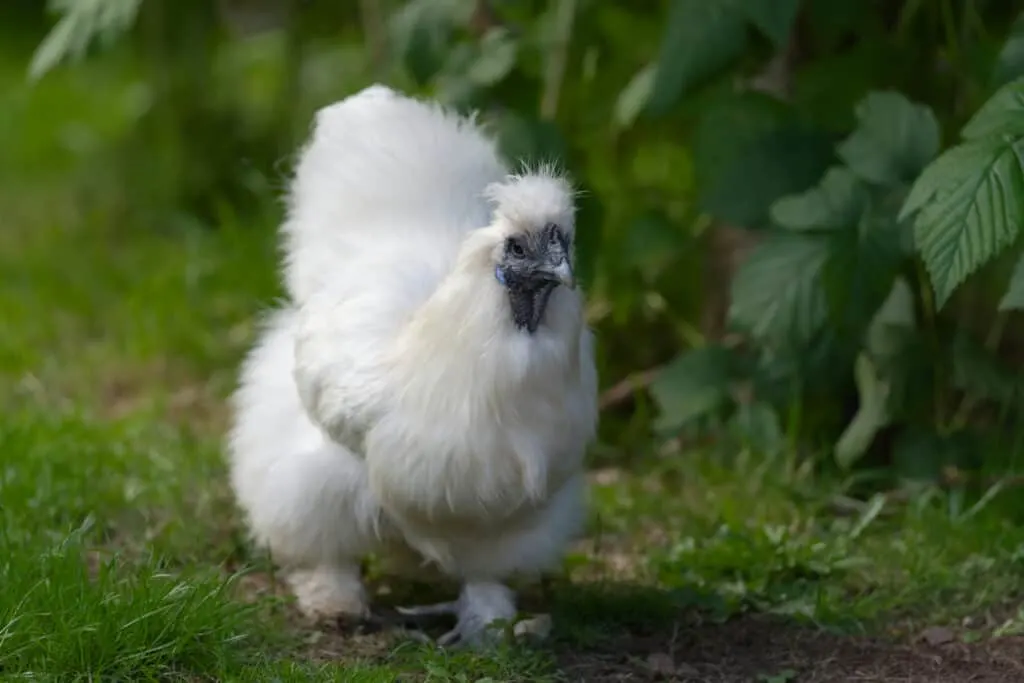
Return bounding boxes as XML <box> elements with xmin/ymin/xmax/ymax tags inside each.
<box><xmin>771</xmin><ymin>167</ymin><xmax>868</xmax><ymax>231</ymax></box>
<box><xmin>835</xmin><ymin>354</ymin><xmax>890</xmax><ymax>468</ymax></box>
<box><xmin>999</xmin><ymin>251</ymin><xmax>1024</xmax><ymax>310</ymax></box>
<box><xmin>651</xmin><ymin>346</ymin><xmax>736</xmax><ymax>432</ymax></box>
<box><xmin>821</xmin><ymin>190</ymin><xmax>909</xmax><ymax>341</ymax></box>
<box><xmin>391</xmin><ymin>0</ymin><xmax>473</xmax><ymax>86</ymax></box>
<box><xmin>734</xmin><ymin>0</ymin><xmax>802</xmax><ymax>47</ymax></box>
<box><xmin>614</xmin><ymin>63</ymin><xmax>655</xmax><ymax>129</ymax></box>
<box><xmin>837</xmin><ymin>91</ymin><xmax>941</xmax><ymax>186</ymax></box>
<box><xmin>700</xmin><ymin>124</ymin><xmax>836</xmax><ymax>228</ymax></box>
<box><xmin>693</xmin><ymin>90</ymin><xmax>794</xmax><ymax>195</ymax></box>
<box><xmin>902</xmin><ymin>137</ymin><xmax>1024</xmax><ymax>308</ymax></box>
<box><xmin>791</xmin><ymin>40</ymin><xmax>906</xmax><ymax>132</ymax></box>
<box><xmin>433</xmin><ymin>41</ymin><xmax>486</xmax><ymax>108</ymax></box>
<box><xmin>465</xmin><ymin>27</ymin><xmax>518</xmax><ymax>87</ymax></box>
<box><xmin>961</xmin><ymin>77</ymin><xmax>1024</xmax><ymax>140</ymax></box>
<box><xmin>865</xmin><ymin>277</ymin><xmax>917</xmax><ymax>360</ymax></box>
<box><xmin>727</xmin><ymin>401</ymin><xmax>785</xmax><ymax>454</ymax></box>
<box><xmin>647</xmin><ymin>0</ymin><xmax>748</xmax><ymax>115</ymax></box>
<box><xmin>862</xmin><ymin>279</ymin><xmax>930</xmax><ymax>423</ymax></box>
<box><xmin>29</xmin><ymin>0</ymin><xmax>142</xmax><ymax>81</ymax></box>
<box><xmin>730</xmin><ymin>233</ymin><xmax>831</xmax><ymax>346</ymax></box>
<box><xmin>994</xmin><ymin>14</ymin><xmax>1024</xmax><ymax>87</ymax></box>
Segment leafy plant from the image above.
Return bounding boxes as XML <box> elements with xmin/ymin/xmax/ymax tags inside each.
<box><xmin>902</xmin><ymin>78</ymin><xmax>1024</xmax><ymax>309</ymax></box>
<box><xmin>23</xmin><ymin>0</ymin><xmax>1024</xmax><ymax>483</ymax></box>
<box><xmin>653</xmin><ymin>78</ymin><xmax>1024</xmax><ymax>480</ymax></box>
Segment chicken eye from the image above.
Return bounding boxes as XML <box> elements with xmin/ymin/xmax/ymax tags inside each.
<box><xmin>509</xmin><ymin>240</ymin><xmax>526</xmax><ymax>257</ymax></box>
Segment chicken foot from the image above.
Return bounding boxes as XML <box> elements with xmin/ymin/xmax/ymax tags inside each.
<box><xmin>334</xmin><ymin>604</ymin><xmax>448</xmax><ymax>640</ymax></box>
<box><xmin>397</xmin><ymin>581</ymin><xmax>516</xmax><ymax>648</ymax></box>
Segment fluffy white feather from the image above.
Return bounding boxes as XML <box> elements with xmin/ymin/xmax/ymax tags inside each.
<box><xmin>228</xmin><ymin>84</ymin><xmax>598</xmax><ymax>645</ymax></box>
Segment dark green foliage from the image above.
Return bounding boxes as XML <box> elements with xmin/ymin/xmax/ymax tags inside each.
<box><xmin>23</xmin><ymin>1</ymin><xmax>1024</xmax><ymax>489</ymax></box>
<box><xmin>903</xmin><ymin>78</ymin><xmax>1024</xmax><ymax>307</ymax></box>
<box><xmin>699</xmin><ymin>124</ymin><xmax>836</xmax><ymax>229</ymax></box>
<box><xmin>657</xmin><ymin>78</ymin><xmax>1024</xmax><ymax>476</ymax></box>
<box><xmin>647</xmin><ymin>0</ymin><xmax>748</xmax><ymax>115</ymax></box>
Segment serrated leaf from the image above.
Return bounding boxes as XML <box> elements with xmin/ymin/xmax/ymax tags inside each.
<box><xmin>771</xmin><ymin>167</ymin><xmax>868</xmax><ymax>231</ymax></box>
<box><xmin>899</xmin><ymin>142</ymin><xmax>998</xmax><ymax>219</ymax></box>
<box><xmin>999</xmin><ymin>251</ymin><xmax>1024</xmax><ymax>310</ymax></box>
<box><xmin>651</xmin><ymin>346</ymin><xmax>736</xmax><ymax>432</ymax></box>
<box><xmin>647</xmin><ymin>0</ymin><xmax>747</xmax><ymax>115</ymax></box>
<box><xmin>701</xmin><ymin>125</ymin><xmax>836</xmax><ymax>228</ymax></box>
<box><xmin>733</xmin><ymin>0</ymin><xmax>802</xmax><ymax>47</ymax></box>
<box><xmin>961</xmin><ymin>77</ymin><xmax>1024</xmax><ymax>140</ymax></box>
<box><xmin>835</xmin><ymin>353</ymin><xmax>891</xmax><ymax>468</ymax></box>
<box><xmin>994</xmin><ymin>14</ymin><xmax>1024</xmax><ymax>87</ymax></box>
<box><xmin>904</xmin><ymin>137</ymin><xmax>1024</xmax><ymax>308</ymax></box>
<box><xmin>730</xmin><ymin>233</ymin><xmax>831</xmax><ymax>346</ymax></box>
<box><xmin>614</xmin><ymin>63</ymin><xmax>655</xmax><ymax>129</ymax></box>
<box><xmin>837</xmin><ymin>91</ymin><xmax>941</xmax><ymax>186</ymax></box>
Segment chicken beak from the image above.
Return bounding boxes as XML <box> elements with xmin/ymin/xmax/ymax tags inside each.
<box><xmin>550</xmin><ymin>259</ymin><xmax>575</xmax><ymax>289</ymax></box>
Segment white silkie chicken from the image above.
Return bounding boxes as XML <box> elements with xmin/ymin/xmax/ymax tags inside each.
<box><xmin>227</xmin><ymin>84</ymin><xmax>598</xmax><ymax>647</ymax></box>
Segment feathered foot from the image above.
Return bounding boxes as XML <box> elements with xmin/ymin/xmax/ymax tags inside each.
<box><xmin>289</xmin><ymin>565</ymin><xmax>369</xmax><ymax>622</ymax></box>
<box><xmin>397</xmin><ymin>581</ymin><xmax>516</xmax><ymax>648</ymax></box>
<box><xmin>285</xmin><ymin>567</ymin><xmax>440</xmax><ymax>639</ymax></box>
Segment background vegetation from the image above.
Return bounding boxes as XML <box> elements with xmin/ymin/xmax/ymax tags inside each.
<box><xmin>4</xmin><ymin>0</ymin><xmax>1024</xmax><ymax>680</ymax></box>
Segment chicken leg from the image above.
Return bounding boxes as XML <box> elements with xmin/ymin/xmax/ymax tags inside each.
<box><xmin>398</xmin><ymin>581</ymin><xmax>517</xmax><ymax>647</ymax></box>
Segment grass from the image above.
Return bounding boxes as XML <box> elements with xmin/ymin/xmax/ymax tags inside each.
<box><xmin>4</xmin><ymin>191</ymin><xmax>1024</xmax><ymax>683</ymax></box>
<box><xmin>3</xmin><ymin>38</ymin><xmax>1024</xmax><ymax>683</ymax></box>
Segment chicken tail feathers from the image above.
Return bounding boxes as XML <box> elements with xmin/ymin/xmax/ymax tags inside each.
<box><xmin>280</xmin><ymin>84</ymin><xmax>508</xmax><ymax>305</ymax></box>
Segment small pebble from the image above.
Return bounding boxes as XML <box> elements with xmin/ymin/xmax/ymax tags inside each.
<box><xmin>921</xmin><ymin>625</ymin><xmax>955</xmax><ymax>646</ymax></box>
<box><xmin>647</xmin><ymin>652</ymin><xmax>676</xmax><ymax>677</ymax></box>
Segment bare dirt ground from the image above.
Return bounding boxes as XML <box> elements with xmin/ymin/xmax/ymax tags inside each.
<box><xmin>555</xmin><ymin>615</ymin><xmax>1024</xmax><ymax>682</ymax></box>
<box><xmin>235</xmin><ymin>570</ymin><xmax>1024</xmax><ymax>682</ymax></box>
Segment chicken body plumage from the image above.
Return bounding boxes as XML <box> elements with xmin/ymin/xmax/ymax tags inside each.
<box><xmin>227</xmin><ymin>85</ymin><xmax>598</xmax><ymax>645</ymax></box>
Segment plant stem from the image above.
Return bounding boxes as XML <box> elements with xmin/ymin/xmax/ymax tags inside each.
<box><xmin>358</xmin><ymin>0</ymin><xmax>388</xmax><ymax>78</ymax></box>
<box><xmin>984</xmin><ymin>310</ymin><xmax>1009</xmax><ymax>353</ymax></box>
<box><xmin>598</xmin><ymin>367</ymin><xmax>662</xmax><ymax>411</ymax></box>
<box><xmin>540</xmin><ymin>0</ymin><xmax>577</xmax><ymax>120</ymax></box>
<box><xmin>914</xmin><ymin>259</ymin><xmax>951</xmax><ymax>429</ymax></box>
<box><xmin>950</xmin><ymin>310</ymin><xmax>1010</xmax><ymax>429</ymax></box>
<box><xmin>895</xmin><ymin>0</ymin><xmax>927</xmax><ymax>39</ymax></box>
<box><xmin>939</xmin><ymin>0</ymin><xmax>960</xmax><ymax>65</ymax></box>
<box><xmin>277</xmin><ymin>0</ymin><xmax>304</xmax><ymax>145</ymax></box>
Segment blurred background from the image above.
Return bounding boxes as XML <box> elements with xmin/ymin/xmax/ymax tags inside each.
<box><xmin>3</xmin><ymin>0</ymin><xmax>1024</xmax><ymax>506</ymax></box>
